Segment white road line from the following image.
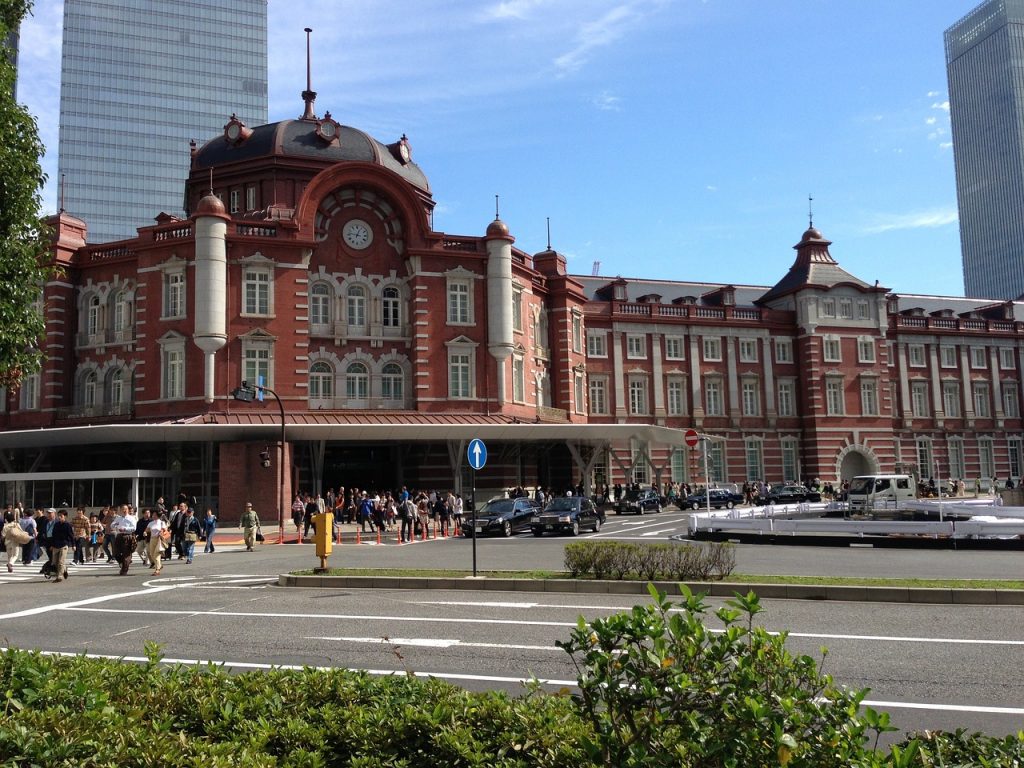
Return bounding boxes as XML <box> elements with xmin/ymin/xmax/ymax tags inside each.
<box><xmin>112</xmin><ymin>625</ymin><xmax>151</xmax><ymax>637</ymax></box>
<box><xmin>63</xmin><ymin>607</ymin><xmax>576</xmax><ymax>628</ymax></box>
<box><xmin>1</xmin><ymin>645</ymin><xmax>1021</xmax><ymax>717</ymax></box>
<box><xmin>0</xmin><ymin>585</ymin><xmax>178</xmax><ymax>621</ymax></box>
<box><xmin>305</xmin><ymin>635</ymin><xmax>557</xmax><ymax>651</ymax></box>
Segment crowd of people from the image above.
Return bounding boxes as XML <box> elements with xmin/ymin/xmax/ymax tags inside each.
<box><xmin>1</xmin><ymin>491</ymin><xmax>229</xmax><ymax>582</ymax></box>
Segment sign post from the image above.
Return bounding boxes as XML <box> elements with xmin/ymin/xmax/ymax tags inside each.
<box><xmin>467</xmin><ymin>438</ymin><xmax>487</xmax><ymax>576</ymax></box>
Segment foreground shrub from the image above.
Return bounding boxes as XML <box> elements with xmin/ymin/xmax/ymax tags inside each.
<box><xmin>563</xmin><ymin>540</ymin><xmax>735</xmax><ymax>580</ymax></box>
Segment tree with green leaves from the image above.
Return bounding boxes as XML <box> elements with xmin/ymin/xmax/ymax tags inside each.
<box><xmin>0</xmin><ymin>0</ymin><xmax>52</xmax><ymax>389</ymax></box>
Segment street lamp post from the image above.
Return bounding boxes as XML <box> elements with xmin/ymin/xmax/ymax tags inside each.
<box><xmin>699</xmin><ymin>436</ymin><xmax>711</xmax><ymax>517</ymax></box>
<box><xmin>232</xmin><ymin>382</ymin><xmax>286</xmax><ymax>542</ymax></box>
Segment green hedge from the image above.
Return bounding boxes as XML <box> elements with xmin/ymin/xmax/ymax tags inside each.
<box><xmin>563</xmin><ymin>540</ymin><xmax>736</xmax><ymax>580</ymax></box>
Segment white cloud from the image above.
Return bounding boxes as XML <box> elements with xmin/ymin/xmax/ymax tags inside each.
<box><xmin>940</xmin><ymin>141</ymin><xmax>953</xmax><ymax>150</ymax></box>
<box><xmin>553</xmin><ymin>0</ymin><xmax>670</xmax><ymax>75</ymax></box>
<box><xmin>863</xmin><ymin>207</ymin><xmax>958</xmax><ymax>234</ymax></box>
<box><xmin>927</xmin><ymin>90</ymin><xmax>940</xmax><ymax>98</ymax></box>
<box><xmin>592</xmin><ymin>90</ymin><xmax>621</xmax><ymax>110</ymax></box>
<box><xmin>480</xmin><ymin>0</ymin><xmax>548</xmax><ymax>21</ymax></box>
<box><xmin>925</xmin><ymin>116</ymin><xmax>937</xmax><ymax>125</ymax></box>
<box><xmin>931</xmin><ymin>100</ymin><xmax>950</xmax><ymax>112</ymax></box>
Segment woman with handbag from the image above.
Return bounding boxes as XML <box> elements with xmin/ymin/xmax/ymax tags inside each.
<box><xmin>3</xmin><ymin>511</ymin><xmax>32</xmax><ymax>573</ymax></box>
<box><xmin>182</xmin><ymin>508</ymin><xmax>202</xmax><ymax>564</ymax></box>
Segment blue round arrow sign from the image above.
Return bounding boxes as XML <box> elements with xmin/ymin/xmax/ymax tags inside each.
<box><xmin>467</xmin><ymin>438</ymin><xmax>488</xmax><ymax>470</ymax></box>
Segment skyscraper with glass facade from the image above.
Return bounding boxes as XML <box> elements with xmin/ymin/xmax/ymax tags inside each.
<box><xmin>946</xmin><ymin>0</ymin><xmax>1024</xmax><ymax>300</ymax></box>
<box><xmin>57</xmin><ymin>0</ymin><xmax>267</xmax><ymax>244</ymax></box>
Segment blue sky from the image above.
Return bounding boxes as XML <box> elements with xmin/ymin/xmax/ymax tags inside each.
<box><xmin>18</xmin><ymin>0</ymin><xmax>974</xmax><ymax>296</ymax></box>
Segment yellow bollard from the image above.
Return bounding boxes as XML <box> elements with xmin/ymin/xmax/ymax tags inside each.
<box><xmin>312</xmin><ymin>511</ymin><xmax>333</xmax><ymax>572</ymax></box>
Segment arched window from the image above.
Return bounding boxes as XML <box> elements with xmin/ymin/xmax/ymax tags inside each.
<box><xmin>347</xmin><ymin>285</ymin><xmax>366</xmax><ymax>328</ymax></box>
<box><xmin>87</xmin><ymin>295</ymin><xmax>102</xmax><ymax>337</ymax></box>
<box><xmin>113</xmin><ymin>291</ymin><xmax>132</xmax><ymax>332</ymax></box>
<box><xmin>382</xmin><ymin>286</ymin><xmax>401</xmax><ymax>328</ymax></box>
<box><xmin>310</xmin><ymin>283</ymin><xmax>332</xmax><ymax>327</ymax></box>
<box><xmin>82</xmin><ymin>371</ymin><xmax>97</xmax><ymax>409</ymax></box>
<box><xmin>109</xmin><ymin>369</ymin><xmax>130</xmax><ymax>408</ymax></box>
<box><xmin>345</xmin><ymin>362</ymin><xmax>369</xmax><ymax>400</ymax></box>
<box><xmin>382</xmin><ymin>363</ymin><xmax>404</xmax><ymax>402</ymax></box>
<box><xmin>309</xmin><ymin>361</ymin><xmax>333</xmax><ymax>401</ymax></box>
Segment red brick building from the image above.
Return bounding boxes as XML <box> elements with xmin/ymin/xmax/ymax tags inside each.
<box><xmin>1</xmin><ymin>92</ymin><xmax>1021</xmax><ymax>521</ymax></box>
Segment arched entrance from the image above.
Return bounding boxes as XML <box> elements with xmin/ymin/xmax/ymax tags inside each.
<box><xmin>838</xmin><ymin>448</ymin><xmax>875</xmax><ymax>480</ymax></box>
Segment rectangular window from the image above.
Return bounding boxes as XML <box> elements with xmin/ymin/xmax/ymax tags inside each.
<box><xmin>940</xmin><ymin>346</ymin><xmax>957</xmax><ymax>368</ymax></box>
<box><xmin>1000</xmin><ymin>348</ymin><xmax>1015</xmax><ymax>370</ymax></box>
<box><xmin>589</xmin><ymin>378</ymin><xmax>608</xmax><ymax>415</ymax></box>
<box><xmin>826</xmin><ymin>378</ymin><xmax>844</xmax><ymax>415</ymax></box>
<box><xmin>19</xmin><ymin>374</ymin><xmax>39</xmax><ymax>411</ymax></box>
<box><xmin>947</xmin><ymin>441</ymin><xmax>965</xmax><ymax>480</ymax></box>
<box><xmin>886</xmin><ymin>341</ymin><xmax>895</xmax><ymax>367</ymax></box>
<box><xmin>943</xmin><ymin>381</ymin><xmax>961</xmax><ymax>418</ymax></box>
<box><xmin>670</xmin><ymin>449</ymin><xmax>687</xmax><ymax>484</ymax></box>
<box><xmin>908</xmin><ymin>344</ymin><xmax>926</xmax><ymax>367</ymax></box>
<box><xmin>911</xmin><ymin>381</ymin><xmax>929</xmax><ymax>418</ymax></box>
<box><xmin>777</xmin><ymin>379</ymin><xmax>794</xmax><ymax>417</ymax></box>
<box><xmin>739</xmin><ymin>338</ymin><xmax>758</xmax><ymax>363</ymax></box>
<box><xmin>163</xmin><ymin>348</ymin><xmax>184</xmax><ymax>400</ymax></box>
<box><xmin>243</xmin><ymin>347</ymin><xmax>271</xmax><ymax>389</ymax></box>
<box><xmin>745</xmin><ymin>440</ymin><xmax>764</xmax><ymax>481</ymax></box>
<box><xmin>246</xmin><ymin>185</ymin><xmax>257</xmax><ymax>211</ymax></box>
<box><xmin>781</xmin><ymin>439</ymin><xmax>799</xmax><ymax>482</ymax></box>
<box><xmin>702</xmin><ymin>337</ymin><xmax>721</xmax><ymax>362</ymax></box>
<box><xmin>628</xmin><ymin>378</ymin><xmax>648</xmax><ymax>415</ymax></box>
<box><xmin>856</xmin><ymin>300</ymin><xmax>870</xmax><ymax>320</ymax></box>
<box><xmin>667</xmin><ymin>378</ymin><xmax>686</xmax><ymax>416</ymax></box>
<box><xmin>705</xmin><ymin>378</ymin><xmax>723</xmax><ymax>416</ymax></box>
<box><xmin>665</xmin><ymin>336</ymin><xmax>685</xmax><ymax>360</ymax></box>
<box><xmin>163</xmin><ymin>272</ymin><xmax>185</xmax><ymax>318</ymax></box>
<box><xmin>707</xmin><ymin>441</ymin><xmax>725</xmax><ymax>483</ymax></box>
<box><xmin>979</xmin><ymin>440</ymin><xmax>995</xmax><ymax>479</ymax></box>
<box><xmin>1004</xmin><ymin>383</ymin><xmax>1020</xmax><ymax>418</ymax></box>
<box><xmin>229</xmin><ymin>189</ymin><xmax>240</xmax><ymax>213</ymax></box>
<box><xmin>973</xmin><ymin>382</ymin><xmax>990</xmax><ymax>418</ymax></box>
<box><xmin>971</xmin><ymin>347</ymin><xmax>986</xmax><ymax>369</ymax></box>
<box><xmin>572</xmin><ymin>313</ymin><xmax>584</xmax><ymax>353</ymax></box>
<box><xmin>626</xmin><ymin>334</ymin><xmax>646</xmax><ymax>359</ymax></box>
<box><xmin>574</xmin><ymin>373</ymin><xmax>585</xmax><ymax>414</ymax></box>
<box><xmin>1009</xmin><ymin>438</ymin><xmax>1023</xmax><ymax>479</ymax></box>
<box><xmin>916</xmin><ymin>438</ymin><xmax>933</xmax><ymax>477</ymax></box>
<box><xmin>512</xmin><ymin>355</ymin><xmax>525</xmax><ymax>403</ymax></box>
<box><xmin>821</xmin><ymin>298</ymin><xmax>835</xmax><ymax>318</ymax></box>
<box><xmin>512</xmin><ymin>287</ymin><xmax>523</xmax><ymax>333</ymax></box>
<box><xmin>858</xmin><ymin>338</ymin><xmax>876</xmax><ymax>363</ymax></box>
<box><xmin>775</xmin><ymin>339</ymin><xmax>793</xmax><ymax>364</ymax></box>
<box><xmin>587</xmin><ymin>330</ymin><xmax>607</xmax><ymax>358</ymax></box>
<box><xmin>861</xmin><ymin>379</ymin><xmax>879</xmax><ymax>416</ymax></box>
<box><xmin>823</xmin><ymin>337</ymin><xmax>841</xmax><ymax>362</ymax></box>
<box><xmin>449</xmin><ymin>352</ymin><xmax>471</xmax><ymax>398</ymax></box>
<box><xmin>741</xmin><ymin>379</ymin><xmax>759</xmax><ymax>416</ymax></box>
<box><xmin>447</xmin><ymin>281</ymin><xmax>471</xmax><ymax>324</ymax></box>
<box><xmin>243</xmin><ymin>270</ymin><xmax>270</xmax><ymax>315</ymax></box>
<box><xmin>839</xmin><ymin>299</ymin><xmax>853</xmax><ymax>319</ymax></box>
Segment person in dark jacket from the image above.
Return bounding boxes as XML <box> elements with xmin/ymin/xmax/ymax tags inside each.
<box><xmin>49</xmin><ymin>509</ymin><xmax>76</xmax><ymax>583</ymax></box>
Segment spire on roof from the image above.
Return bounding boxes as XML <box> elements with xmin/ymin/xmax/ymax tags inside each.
<box><xmin>300</xmin><ymin>27</ymin><xmax>317</xmax><ymax>120</ymax></box>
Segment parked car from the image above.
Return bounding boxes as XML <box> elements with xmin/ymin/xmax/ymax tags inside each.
<box><xmin>614</xmin><ymin>489</ymin><xmax>662</xmax><ymax>515</ymax></box>
<box><xmin>531</xmin><ymin>496</ymin><xmax>605</xmax><ymax>536</ymax></box>
<box><xmin>463</xmin><ymin>496</ymin><xmax>540</xmax><ymax>537</ymax></box>
<box><xmin>684</xmin><ymin>488</ymin><xmax>743</xmax><ymax>510</ymax></box>
<box><xmin>762</xmin><ymin>484</ymin><xmax>822</xmax><ymax>504</ymax></box>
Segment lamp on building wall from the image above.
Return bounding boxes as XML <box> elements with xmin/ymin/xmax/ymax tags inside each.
<box><xmin>232</xmin><ymin>381</ymin><xmax>286</xmax><ymax>541</ymax></box>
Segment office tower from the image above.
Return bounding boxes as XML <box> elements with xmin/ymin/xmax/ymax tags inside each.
<box><xmin>946</xmin><ymin>0</ymin><xmax>1024</xmax><ymax>299</ymax></box>
<box><xmin>57</xmin><ymin>0</ymin><xmax>267</xmax><ymax>243</ymax></box>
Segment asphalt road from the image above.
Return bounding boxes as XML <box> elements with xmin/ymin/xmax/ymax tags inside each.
<box><xmin>1</xmin><ymin>512</ymin><xmax>1022</xmax><ymax>745</ymax></box>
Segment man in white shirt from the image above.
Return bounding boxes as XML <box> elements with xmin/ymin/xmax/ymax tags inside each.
<box><xmin>110</xmin><ymin>504</ymin><xmax>138</xmax><ymax>575</ymax></box>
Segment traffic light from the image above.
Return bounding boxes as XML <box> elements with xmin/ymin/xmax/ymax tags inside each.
<box><xmin>259</xmin><ymin>447</ymin><xmax>271</xmax><ymax>468</ymax></box>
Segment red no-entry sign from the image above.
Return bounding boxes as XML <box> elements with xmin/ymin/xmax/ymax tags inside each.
<box><xmin>684</xmin><ymin>428</ymin><xmax>700</xmax><ymax>448</ymax></box>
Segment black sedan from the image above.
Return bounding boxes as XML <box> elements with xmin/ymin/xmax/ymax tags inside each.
<box><xmin>762</xmin><ymin>484</ymin><xmax>822</xmax><ymax>504</ymax></box>
<box><xmin>684</xmin><ymin>488</ymin><xmax>743</xmax><ymax>510</ymax></box>
<box><xmin>614</xmin><ymin>489</ymin><xmax>662</xmax><ymax>515</ymax></box>
<box><xmin>531</xmin><ymin>496</ymin><xmax>605</xmax><ymax>536</ymax></box>
<box><xmin>463</xmin><ymin>497</ymin><xmax>540</xmax><ymax>537</ymax></box>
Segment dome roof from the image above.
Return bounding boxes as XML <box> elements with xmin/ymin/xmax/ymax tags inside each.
<box><xmin>194</xmin><ymin>192</ymin><xmax>226</xmax><ymax>217</ymax></box>
<box><xmin>192</xmin><ymin>119</ymin><xmax>430</xmax><ymax>193</ymax></box>
<box><xmin>486</xmin><ymin>217</ymin><xmax>510</xmax><ymax>238</ymax></box>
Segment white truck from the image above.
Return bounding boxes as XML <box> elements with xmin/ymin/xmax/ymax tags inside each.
<box><xmin>846</xmin><ymin>474</ymin><xmax>916</xmax><ymax>512</ymax></box>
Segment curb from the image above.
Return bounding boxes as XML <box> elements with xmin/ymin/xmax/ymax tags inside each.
<box><xmin>276</xmin><ymin>574</ymin><xmax>1024</xmax><ymax>605</ymax></box>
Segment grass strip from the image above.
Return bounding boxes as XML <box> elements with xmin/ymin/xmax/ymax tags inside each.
<box><xmin>291</xmin><ymin>567</ymin><xmax>1024</xmax><ymax>590</ymax></box>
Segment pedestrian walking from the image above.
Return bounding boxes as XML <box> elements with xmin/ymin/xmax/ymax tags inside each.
<box><xmin>240</xmin><ymin>502</ymin><xmax>260</xmax><ymax>551</ymax></box>
<box><xmin>202</xmin><ymin>509</ymin><xmax>217</xmax><ymax>553</ymax></box>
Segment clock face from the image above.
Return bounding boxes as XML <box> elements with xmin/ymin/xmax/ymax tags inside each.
<box><xmin>226</xmin><ymin>122</ymin><xmax>241</xmax><ymax>141</ymax></box>
<box><xmin>399</xmin><ymin>142</ymin><xmax>411</xmax><ymax>162</ymax></box>
<box><xmin>342</xmin><ymin>219</ymin><xmax>373</xmax><ymax>250</ymax></box>
<box><xmin>320</xmin><ymin>120</ymin><xmax>336</xmax><ymax>139</ymax></box>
